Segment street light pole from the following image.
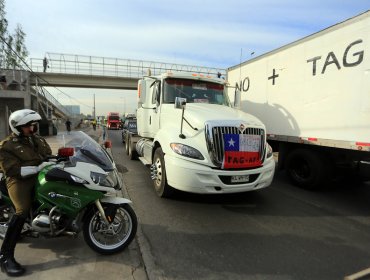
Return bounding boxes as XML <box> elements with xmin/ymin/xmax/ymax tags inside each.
<box><xmin>123</xmin><ymin>96</ymin><xmax>126</xmax><ymax>114</ymax></box>
<box><xmin>93</xmin><ymin>93</ymin><xmax>96</xmax><ymax>120</ymax></box>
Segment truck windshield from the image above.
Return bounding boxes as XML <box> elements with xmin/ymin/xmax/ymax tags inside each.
<box><xmin>108</xmin><ymin>116</ymin><xmax>120</xmax><ymax>121</ymax></box>
<box><xmin>163</xmin><ymin>78</ymin><xmax>230</xmax><ymax>106</ymax></box>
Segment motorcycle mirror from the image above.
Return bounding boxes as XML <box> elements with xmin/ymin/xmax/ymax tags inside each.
<box><xmin>58</xmin><ymin>147</ymin><xmax>74</xmax><ymax>157</ymax></box>
<box><xmin>104</xmin><ymin>140</ymin><xmax>112</xmax><ymax>149</ymax></box>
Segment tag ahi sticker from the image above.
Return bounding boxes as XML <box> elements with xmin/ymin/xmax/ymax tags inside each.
<box><xmin>222</xmin><ymin>134</ymin><xmax>262</xmax><ymax>169</ymax></box>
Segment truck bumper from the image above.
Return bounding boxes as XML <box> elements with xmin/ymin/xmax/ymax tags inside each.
<box><xmin>164</xmin><ymin>155</ymin><xmax>275</xmax><ymax>194</ymax></box>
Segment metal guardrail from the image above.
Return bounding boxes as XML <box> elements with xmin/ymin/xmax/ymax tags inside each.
<box><xmin>29</xmin><ymin>53</ymin><xmax>226</xmax><ymax>78</ymax></box>
<box><xmin>0</xmin><ymin>69</ymin><xmax>71</xmax><ymax>117</ymax></box>
<box><xmin>0</xmin><ymin>69</ymin><xmax>29</xmax><ymax>91</ymax></box>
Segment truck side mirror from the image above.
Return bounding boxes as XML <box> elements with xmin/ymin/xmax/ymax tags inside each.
<box><xmin>155</xmin><ymin>90</ymin><xmax>160</xmax><ymax>107</ymax></box>
<box><xmin>234</xmin><ymin>89</ymin><xmax>241</xmax><ymax>109</ymax></box>
<box><xmin>175</xmin><ymin>97</ymin><xmax>187</xmax><ymax>109</ymax></box>
<box><xmin>154</xmin><ymin>82</ymin><xmax>161</xmax><ymax>107</ymax></box>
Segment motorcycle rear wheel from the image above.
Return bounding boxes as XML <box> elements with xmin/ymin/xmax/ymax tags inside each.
<box><xmin>83</xmin><ymin>203</ymin><xmax>137</xmax><ymax>255</ymax></box>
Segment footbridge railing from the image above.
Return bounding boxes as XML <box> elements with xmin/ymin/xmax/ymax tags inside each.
<box><xmin>29</xmin><ymin>53</ymin><xmax>226</xmax><ymax>78</ymax></box>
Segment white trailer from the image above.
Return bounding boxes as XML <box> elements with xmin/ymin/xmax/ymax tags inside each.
<box><xmin>227</xmin><ymin>11</ymin><xmax>370</xmax><ymax>189</ymax></box>
<box><xmin>127</xmin><ymin>71</ymin><xmax>275</xmax><ymax>197</ymax></box>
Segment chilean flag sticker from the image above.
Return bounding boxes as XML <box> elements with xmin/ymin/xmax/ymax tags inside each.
<box><xmin>222</xmin><ymin>134</ymin><xmax>262</xmax><ymax>169</ymax></box>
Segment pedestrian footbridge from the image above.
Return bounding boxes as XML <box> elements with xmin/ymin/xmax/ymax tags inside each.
<box><xmin>29</xmin><ymin>53</ymin><xmax>226</xmax><ymax>90</ymax></box>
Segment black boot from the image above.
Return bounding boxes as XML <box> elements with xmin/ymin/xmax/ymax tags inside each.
<box><xmin>0</xmin><ymin>215</ymin><xmax>26</xmax><ymax>277</ymax></box>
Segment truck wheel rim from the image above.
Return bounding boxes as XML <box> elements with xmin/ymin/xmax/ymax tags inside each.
<box><xmin>154</xmin><ymin>157</ymin><xmax>163</xmax><ymax>187</ymax></box>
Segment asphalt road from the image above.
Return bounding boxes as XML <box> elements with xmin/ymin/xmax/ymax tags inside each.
<box><xmin>108</xmin><ymin>130</ymin><xmax>370</xmax><ymax>280</ymax></box>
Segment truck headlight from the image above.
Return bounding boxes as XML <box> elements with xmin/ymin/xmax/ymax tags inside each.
<box><xmin>266</xmin><ymin>143</ymin><xmax>273</xmax><ymax>158</ymax></box>
<box><xmin>170</xmin><ymin>143</ymin><xmax>204</xmax><ymax>160</ymax></box>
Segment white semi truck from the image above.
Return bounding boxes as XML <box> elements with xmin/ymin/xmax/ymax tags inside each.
<box><xmin>227</xmin><ymin>11</ymin><xmax>370</xmax><ymax>189</ymax></box>
<box><xmin>126</xmin><ymin>71</ymin><xmax>275</xmax><ymax>197</ymax></box>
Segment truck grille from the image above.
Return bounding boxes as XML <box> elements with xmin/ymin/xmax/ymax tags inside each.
<box><xmin>205</xmin><ymin>122</ymin><xmax>265</xmax><ymax>168</ymax></box>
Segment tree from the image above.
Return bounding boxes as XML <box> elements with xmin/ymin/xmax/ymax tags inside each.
<box><xmin>10</xmin><ymin>24</ymin><xmax>28</xmax><ymax>68</ymax></box>
<box><xmin>5</xmin><ymin>33</ymin><xmax>14</xmax><ymax>68</ymax></box>
<box><xmin>0</xmin><ymin>1</ymin><xmax>28</xmax><ymax>69</ymax></box>
<box><xmin>0</xmin><ymin>0</ymin><xmax>8</xmax><ymax>68</ymax></box>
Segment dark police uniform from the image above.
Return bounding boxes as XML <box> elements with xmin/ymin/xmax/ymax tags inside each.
<box><xmin>0</xmin><ymin>133</ymin><xmax>52</xmax><ymax>216</ymax></box>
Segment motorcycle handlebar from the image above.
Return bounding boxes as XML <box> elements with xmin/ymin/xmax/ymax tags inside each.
<box><xmin>44</xmin><ymin>147</ymin><xmax>74</xmax><ymax>163</ymax></box>
<box><xmin>44</xmin><ymin>155</ymin><xmax>68</xmax><ymax>163</ymax></box>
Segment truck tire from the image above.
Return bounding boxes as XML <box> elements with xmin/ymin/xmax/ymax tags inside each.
<box><xmin>128</xmin><ymin>137</ymin><xmax>137</xmax><ymax>160</ymax></box>
<box><xmin>152</xmin><ymin>148</ymin><xmax>174</xmax><ymax>198</ymax></box>
<box><xmin>285</xmin><ymin>148</ymin><xmax>330</xmax><ymax>190</ymax></box>
<box><xmin>125</xmin><ymin>135</ymin><xmax>129</xmax><ymax>155</ymax></box>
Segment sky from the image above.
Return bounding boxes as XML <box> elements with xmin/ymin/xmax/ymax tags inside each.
<box><xmin>4</xmin><ymin>0</ymin><xmax>370</xmax><ymax>116</ymax></box>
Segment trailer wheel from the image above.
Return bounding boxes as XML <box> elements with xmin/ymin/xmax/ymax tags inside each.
<box><xmin>152</xmin><ymin>148</ymin><xmax>174</xmax><ymax>198</ymax></box>
<box><xmin>285</xmin><ymin>149</ymin><xmax>330</xmax><ymax>190</ymax></box>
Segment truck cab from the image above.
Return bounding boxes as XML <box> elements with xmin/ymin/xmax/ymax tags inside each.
<box><xmin>107</xmin><ymin>112</ymin><xmax>121</xmax><ymax>130</ymax></box>
<box><xmin>135</xmin><ymin>72</ymin><xmax>275</xmax><ymax>197</ymax></box>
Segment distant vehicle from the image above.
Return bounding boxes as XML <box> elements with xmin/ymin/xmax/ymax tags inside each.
<box><xmin>125</xmin><ymin>113</ymin><xmax>136</xmax><ymax>119</ymax></box>
<box><xmin>107</xmin><ymin>112</ymin><xmax>121</xmax><ymax>130</ymax></box>
<box><xmin>122</xmin><ymin>118</ymin><xmax>138</xmax><ymax>159</ymax></box>
<box><xmin>227</xmin><ymin>11</ymin><xmax>370</xmax><ymax>189</ymax></box>
<box><xmin>122</xmin><ymin>118</ymin><xmax>137</xmax><ymax>143</ymax></box>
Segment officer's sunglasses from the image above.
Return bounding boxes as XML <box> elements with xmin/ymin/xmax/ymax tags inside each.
<box><xmin>23</xmin><ymin>122</ymin><xmax>38</xmax><ymax>127</ymax></box>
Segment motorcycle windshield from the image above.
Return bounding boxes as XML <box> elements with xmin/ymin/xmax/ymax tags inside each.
<box><xmin>53</xmin><ymin>131</ymin><xmax>114</xmax><ymax>171</ymax></box>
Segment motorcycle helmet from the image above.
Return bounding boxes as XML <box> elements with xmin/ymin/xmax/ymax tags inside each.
<box><xmin>9</xmin><ymin>109</ymin><xmax>42</xmax><ymax>135</ymax></box>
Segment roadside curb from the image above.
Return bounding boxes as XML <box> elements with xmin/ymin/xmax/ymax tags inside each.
<box><xmin>136</xmin><ymin>223</ymin><xmax>161</xmax><ymax>280</ymax></box>
<box><xmin>97</xmin><ymin>129</ymin><xmax>158</xmax><ymax>280</ymax></box>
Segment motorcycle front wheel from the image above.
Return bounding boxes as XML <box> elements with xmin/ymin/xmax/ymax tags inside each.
<box><xmin>0</xmin><ymin>205</ymin><xmax>15</xmax><ymax>239</ymax></box>
<box><xmin>83</xmin><ymin>203</ymin><xmax>137</xmax><ymax>255</ymax></box>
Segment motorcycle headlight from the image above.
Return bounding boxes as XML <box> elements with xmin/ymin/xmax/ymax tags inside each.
<box><xmin>90</xmin><ymin>171</ymin><xmax>114</xmax><ymax>188</ymax></box>
<box><xmin>170</xmin><ymin>143</ymin><xmax>204</xmax><ymax>160</ymax></box>
<box><xmin>70</xmin><ymin>175</ymin><xmax>88</xmax><ymax>184</ymax></box>
<box><xmin>266</xmin><ymin>143</ymin><xmax>273</xmax><ymax>158</ymax></box>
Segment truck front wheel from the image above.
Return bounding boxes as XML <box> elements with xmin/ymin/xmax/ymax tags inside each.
<box><xmin>285</xmin><ymin>148</ymin><xmax>330</xmax><ymax>190</ymax></box>
<box><xmin>152</xmin><ymin>148</ymin><xmax>174</xmax><ymax>198</ymax></box>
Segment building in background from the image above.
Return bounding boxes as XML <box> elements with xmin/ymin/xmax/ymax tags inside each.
<box><xmin>64</xmin><ymin>105</ymin><xmax>80</xmax><ymax>116</ymax></box>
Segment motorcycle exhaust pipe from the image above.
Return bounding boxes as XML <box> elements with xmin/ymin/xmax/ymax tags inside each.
<box><xmin>62</xmin><ymin>231</ymin><xmax>77</xmax><ymax>238</ymax></box>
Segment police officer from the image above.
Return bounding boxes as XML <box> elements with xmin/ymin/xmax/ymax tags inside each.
<box><xmin>0</xmin><ymin>109</ymin><xmax>52</xmax><ymax>277</ymax></box>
